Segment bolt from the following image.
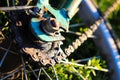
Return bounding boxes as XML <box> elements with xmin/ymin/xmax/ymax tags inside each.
<box><xmin>41</xmin><ymin>18</ymin><xmax>60</xmax><ymax>36</ymax></box>
<box><xmin>50</xmin><ymin>19</ymin><xmax>60</xmax><ymax>30</ymax></box>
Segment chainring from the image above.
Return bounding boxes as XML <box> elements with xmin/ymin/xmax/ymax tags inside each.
<box><xmin>22</xmin><ymin>41</ymin><xmax>66</xmax><ymax>66</ymax></box>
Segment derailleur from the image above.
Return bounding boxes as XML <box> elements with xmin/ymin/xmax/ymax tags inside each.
<box><xmin>19</xmin><ymin>7</ymin><xmax>66</xmax><ymax>66</ymax></box>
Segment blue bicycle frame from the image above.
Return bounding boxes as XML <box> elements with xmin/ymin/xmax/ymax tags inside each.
<box><xmin>31</xmin><ymin>0</ymin><xmax>82</xmax><ymax>41</ymax></box>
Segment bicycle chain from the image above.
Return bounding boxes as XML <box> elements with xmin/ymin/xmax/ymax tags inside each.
<box><xmin>58</xmin><ymin>0</ymin><xmax>120</xmax><ymax>61</ymax></box>
<box><xmin>104</xmin><ymin>0</ymin><xmax>120</xmax><ymax>18</ymax></box>
<box><xmin>56</xmin><ymin>19</ymin><xmax>102</xmax><ymax>61</ymax></box>
<box><xmin>0</xmin><ymin>0</ymin><xmax>119</xmax><ymax>66</ymax></box>
<box><xmin>1</xmin><ymin>0</ymin><xmax>119</xmax><ymax>80</ymax></box>
<box><xmin>21</xmin><ymin>19</ymin><xmax>102</xmax><ymax>66</ymax></box>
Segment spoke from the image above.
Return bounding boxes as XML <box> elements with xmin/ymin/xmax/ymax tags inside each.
<box><xmin>37</xmin><ymin>68</ymin><xmax>42</xmax><ymax>80</ymax></box>
<box><xmin>1</xmin><ymin>65</ymin><xmax>22</xmax><ymax>80</ymax></box>
<box><xmin>1</xmin><ymin>69</ymin><xmax>20</xmax><ymax>80</ymax></box>
<box><xmin>20</xmin><ymin>53</ymin><xmax>28</xmax><ymax>80</ymax></box>
<box><xmin>60</xmin><ymin>60</ymin><xmax>109</xmax><ymax>72</ymax></box>
<box><xmin>64</xmin><ymin>31</ymin><xmax>97</xmax><ymax>39</ymax></box>
<box><xmin>0</xmin><ymin>42</ymin><xmax>12</xmax><ymax>67</ymax></box>
<box><xmin>75</xmin><ymin>56</ymin><xmax>100</xmax><ymax>63</ymax></box>
<box><xmin>7</xmin><ymin>0</ymin><xmax>10</xmax><ymax>6</ymax></box>
<box><xmin>27</xmin><ymin>64</ymin><xmax>37</xmax><ymax>78</ymax></box>
<box><xmin>26</xmin><ymin>0</ymin><xmax>32</xmax><ymax>6</ymax></box>
<box><xmin>70</xmin><ymin>23</ymin><xmax>85</xmax><ymax>28</ymax></box>
<box><xmin>72</xmin><ymin>67</ymin><xmax>85</xmax><ymax>80</ymax></box>
<box><xmin>12</xmin><ymin>0</ymin><xmax>15</xmax><ymax>6</ymax></box>
<box><xmin>0</xmin><ymin>6</ymin><xmax>35</xmax><ymax>11</ymax></box>
<box><xmin>67</xmin><ymin>31</ymin><xmax>82</xmax><ymax>35</ymax></box>
<box><xmin>0</xmin><ymin>46</ymin><xmax>17</xmax><ymax>55</ymax></box>
<box><xmin>52</xmin><ymin>66</ymin><xmax>58</xmax><ymax>80</ymax></box>
<box><xmin>28</xmin><ymin>69</ymin><xmax>40</xmax><ymax>73</ymax></box>
<box><xmin>21</xmin><ymin>68</ymin><xmax>24</xmax><ymax>80</ymax></box>
<box><xmin>60</xmin><ymin>0</ymin><xmax>67</xmax><ymax>8</ymax></box>
<box><xmin>60</xmin><ymin>30</ymin><xmax>82</xmax><ymax>35</ymax></box>
<box><xmin>41</xmin><ymin>67</ymin><xmax>52</xmax><ymax>80</ymax></box>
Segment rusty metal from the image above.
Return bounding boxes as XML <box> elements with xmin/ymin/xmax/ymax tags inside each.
<box><xmin>1</xmin><ymin>0</ymin><xmax>120</xmax><ymax>79</ymax></box>
<box><xmin>22</xmin><ymin>41</ymin><xmax>65</xmax><ymax>66</ymax></box>
<box><xmin>26</xmin><ymin>19</ymin><xmax>102</xmax><ymax>66</ymax></box>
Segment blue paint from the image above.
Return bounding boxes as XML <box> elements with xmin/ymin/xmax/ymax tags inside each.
<box><xmin>31</xmin><ymin>18</ymin><xmax>65</xmax><ymax>42</ymax></box>
<box><xmin>30</xmin><ymin>0</ymin><xmax>82</xmax><ymax>41</ymax></box>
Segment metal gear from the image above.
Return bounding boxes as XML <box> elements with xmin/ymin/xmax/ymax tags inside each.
<box><xmin>22</xmin><ymin>41</ymin><xmax>65</xmax><ymax>66</ymax></box>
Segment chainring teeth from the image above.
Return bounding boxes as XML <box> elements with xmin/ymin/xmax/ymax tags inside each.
<box><xmin>22</xmin><ymin>41</ymin><xmax>65</xmax><ymax>66</ymax></box>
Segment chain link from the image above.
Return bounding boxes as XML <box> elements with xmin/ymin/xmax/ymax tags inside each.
<box><xmin>104</xmin><ymin>0</ymin><xmax>120</xmax><ymax>18</ymax></box>
<box><xmin>64</xmin><ymin>19</ymin><xmax>102</xmax><ymax>56</ymax></box>
<box><xmin>63</xmin><ymin>0</ymin><xmax>120</xmax><ymax>57</ymax></box>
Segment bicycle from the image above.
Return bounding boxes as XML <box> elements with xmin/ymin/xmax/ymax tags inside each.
<box><xmin>0</xmin><ymin>0</ymin><xmax>120</xmax><ymax>80</ymax></box>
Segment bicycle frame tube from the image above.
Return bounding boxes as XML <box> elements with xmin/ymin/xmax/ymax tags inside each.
<box><xmin>78</xmin><ymin>0</ymin><xmax>120</xmax><ymax>80</ymax></box>
<box><xmin>64</xmin><ymin>0</ymin><xmax>82</xmax><ymax>18</ymax></box>
<box><xmin>36</xmin><ymin>0</ymin><xmax>82</xmax><ymax>30</ymax></box>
